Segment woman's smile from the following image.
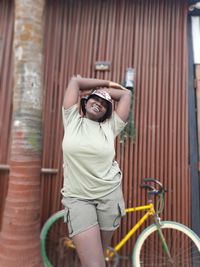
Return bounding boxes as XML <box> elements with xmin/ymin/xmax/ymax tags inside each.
<box><xmin>85</xmin><ymin>96</ymin><xmax>108</xmax><ymax>121</ymax></box>
<box><xmin>91</xmin><ymin>103</ymin><xmax>100</xmax><ymax>112</ymax></box>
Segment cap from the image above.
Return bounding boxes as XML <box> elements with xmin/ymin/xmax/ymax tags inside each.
<box><xmin>90</xmin><ymin>90</ymin><xmax>112</xmax><ymax>103</ymax></box>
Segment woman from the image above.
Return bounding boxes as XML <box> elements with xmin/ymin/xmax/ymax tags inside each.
<box><xmin>61</xmin><ymin>76</ymin><xmax>131</xmax><ymax>267</ymax></box>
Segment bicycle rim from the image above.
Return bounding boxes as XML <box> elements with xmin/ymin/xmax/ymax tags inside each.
<box><xmin>132</xmin><ymin>221</ymin><xmax>200</xmax><ymax>267</ymax></box>
<box><xmin>40</xmin><ymin>210</ymin><xmax>80</xmax><ymax>267</ymax></box>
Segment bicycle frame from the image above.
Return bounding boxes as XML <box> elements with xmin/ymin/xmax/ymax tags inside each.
<box><xmin>113</xmin><ymin>202</ymin><xmax>155</xmax><ymax>252</ymax></box>
<box><xmin>112</xmin><ymin>199</ymin><xmax>174</xmax><ymax>263</ymax></box>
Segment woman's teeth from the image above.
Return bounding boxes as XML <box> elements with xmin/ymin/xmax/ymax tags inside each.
<box><xmin>92</xmin><ymin>104</ymin><xmax>100</xmax><ymax>112</ymax></box>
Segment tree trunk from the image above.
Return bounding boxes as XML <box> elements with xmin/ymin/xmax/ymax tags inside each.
<box><xmin>0</xmin><ymin>0</ymin><xmax>44</xmax><ymax>266</ymax></box>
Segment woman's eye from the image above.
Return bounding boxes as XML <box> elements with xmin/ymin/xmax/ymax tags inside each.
<box><xmin>91</xmin><ymin>96</ymin><xmax>107</xmax><ymax>108</ymax></box>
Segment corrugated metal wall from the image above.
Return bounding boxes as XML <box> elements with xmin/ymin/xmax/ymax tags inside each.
<box><xmin>40</xmin><ymin>0</ymin><xmax>189</xmax><ymax>263</ymax></box>
<box><xmin>0</xmin><ymin>0</ymin><xmax>14</xmax><ymax>229</ymax></box>
<box><xmin>0</xmin><ymin>0</ymin><xmax>190</xmax><ymax>264</ymax></box>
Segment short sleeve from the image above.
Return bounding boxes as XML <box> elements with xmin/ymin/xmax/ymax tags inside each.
<box><xmin>110</xmin><ymin>112</ymin><xmax>127</xmax><ymax>137</ymax></box>
<box><xmin>62</xmin><ymin>104</ymin><xmax>80</xmax><ymax>130</ymax></box>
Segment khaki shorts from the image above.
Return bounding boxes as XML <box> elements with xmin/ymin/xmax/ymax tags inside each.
<box><xmin>61</xmin><ymin>186</ymin><xmax>125</xmax><ymax>237</ymax></box>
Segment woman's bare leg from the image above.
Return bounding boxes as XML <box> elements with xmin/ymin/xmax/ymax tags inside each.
<box><xmin>72</xmin><ymin>224</ymin><xmax>106</xmax><ymax>267</ymax></box>
<box><xmin>100</xmin><ymin>230</ymin><xmax>114</xmax><ymax>253</ymax></box>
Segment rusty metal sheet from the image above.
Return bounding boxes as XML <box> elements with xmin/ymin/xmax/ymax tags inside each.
<box><xmin>40</xmin><ymin>0</ymin><xmax>189</xmax><ymax>264</ymax></box>
<box><xmin>0</xmin><ymin>0</ymin><xmax>190</xmax><ymax>265</ymax></box>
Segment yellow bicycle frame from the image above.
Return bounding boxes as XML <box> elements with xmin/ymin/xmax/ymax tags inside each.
<box><xmin>114</xmin><ymin>203</ymin><xmax>155</xmax><ymax>252</ymax></box>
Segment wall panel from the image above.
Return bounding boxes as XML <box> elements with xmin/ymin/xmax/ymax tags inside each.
<box><xmin>40</xmin><ymin>0</ymin><xmax>189</xmax><ymax>264</ymax></box>
<box><xmin>0</xmin><ymin>0</ymin><xmax>190</xmax><ymax>265</ymax></box>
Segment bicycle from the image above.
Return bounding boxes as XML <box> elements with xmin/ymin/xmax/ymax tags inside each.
<box><xmin>40</xmin><ymin>178</ymin><xmax>200</xmax><ymax>266</ymax></box>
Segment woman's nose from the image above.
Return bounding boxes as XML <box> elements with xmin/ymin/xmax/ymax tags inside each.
<box><xmin>94</xmin><ymin>100</ymin><xmax>101</xmax><ymax>107</ymax></box>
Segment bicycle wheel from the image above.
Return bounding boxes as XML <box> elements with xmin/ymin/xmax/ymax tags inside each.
<box><xmin>132</xmin><ymin>221</ymin><xmax>200</xmax><ymax>267</ymax></box>
<box><xmin>40</xmin><ymin>210</ymin><xmax>80</xmax><ymax>267</ymax></box>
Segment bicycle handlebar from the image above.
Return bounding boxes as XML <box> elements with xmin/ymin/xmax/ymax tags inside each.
<box><xmin>140</xmin><ymin>178</ymin><xmax>167</xmax><ymax>195</ymax></box>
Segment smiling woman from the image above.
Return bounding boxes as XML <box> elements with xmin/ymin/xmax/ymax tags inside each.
<box><xmin>61</xmin><ymin>76</ymin><xmax>131</xmax><ymax>267</ymax></box>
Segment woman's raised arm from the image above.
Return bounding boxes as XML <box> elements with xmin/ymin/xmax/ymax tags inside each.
<box><xmin>63</xmin><ymin>77</ymin><xmax>131</xmax><ymax>120</ymax></box>
<box><xmin>101</xmin><ymin>87</ymin><xmax>132</xmax><ymax>122</ymax></box>
<box><xmin>63</xmin><ymin>77</ymin><xmax>110</xmax><ymax>109</ymax></box>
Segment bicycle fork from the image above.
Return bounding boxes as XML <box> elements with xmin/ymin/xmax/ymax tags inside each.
<box><xmin>154</xmin><ymin>216</ymin><xmax>175</xmax><ymax>265</ymax></box>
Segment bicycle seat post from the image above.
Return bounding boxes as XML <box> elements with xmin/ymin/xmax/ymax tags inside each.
<box><xmin>147</xmin><ymin>193</ymin><xmax>153</xmax><ymax>204</ymax></box>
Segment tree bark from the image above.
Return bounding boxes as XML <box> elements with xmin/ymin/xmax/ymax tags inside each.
<box><xmin>0</xmin><ymin>0</ymin><xmax>44</xmax><ymax>266</ymax></box>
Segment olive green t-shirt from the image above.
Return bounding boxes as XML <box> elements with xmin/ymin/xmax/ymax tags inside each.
<box><xmin>61</xmin><ymin>104</ymin><xmax>126</xmax><ymax>199</ymax></box>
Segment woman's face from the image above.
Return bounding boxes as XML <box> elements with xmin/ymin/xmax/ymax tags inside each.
<box><xmin>85</xmin><ymin>95</ymin><xmax>108</xmax><ymax>121</ymax></box>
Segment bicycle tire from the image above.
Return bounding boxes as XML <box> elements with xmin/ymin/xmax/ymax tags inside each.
<box><xmin>132</xmin><ymin>221</ymin><xmax>200</xmax><ymax>267</ymax></box>
<box><xmin>40</xmin><ymin>209</ymin><xmax>80</xmax><ymax>267</ymax></box>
